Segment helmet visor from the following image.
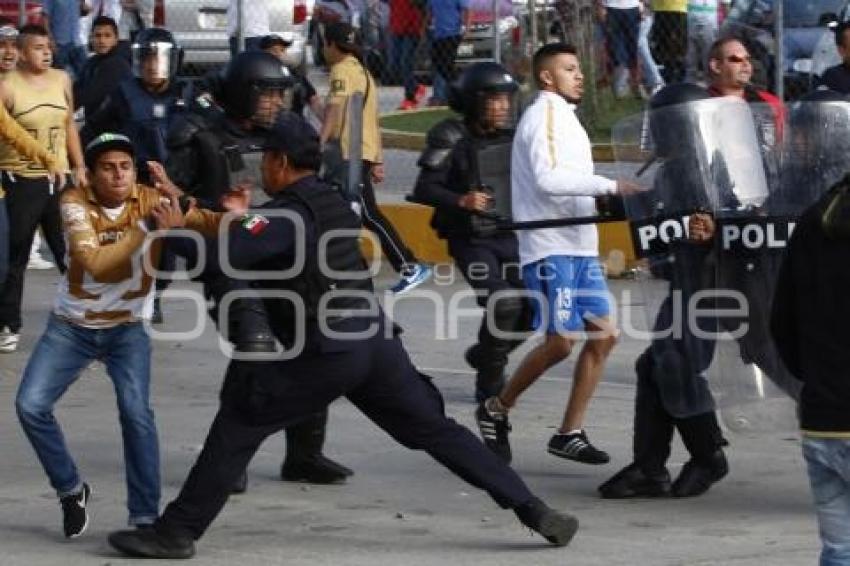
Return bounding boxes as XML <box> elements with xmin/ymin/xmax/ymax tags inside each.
<box><xmin>251</xmin><ymin>84</ymin><xmax>294</xmax><ymax>128</ymax></box>
<box><xmin>475</xmin><ymin>91</ymin><xmax>518</xmax><ymax>131</ymax></box>
<box><xmin>132</xmin><ymin>42</ymin><xmax>179</xmax><ymax>81</ymax></box>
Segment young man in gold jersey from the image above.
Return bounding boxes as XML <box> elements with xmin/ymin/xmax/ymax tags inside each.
<box><xmin>0</xmin><ymin>24</ymin><xmax>86</xmax><ymax>352</ymax></box>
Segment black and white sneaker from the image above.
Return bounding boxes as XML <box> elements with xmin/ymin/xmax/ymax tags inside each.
<box><xmin>476</xmin><ymin>399</ymin><xmax>512</xmax><ymax>463</ymax></box>
<box><xmin>547</xmin><ymin>431</ymin><xmax>610</xmax><ymax>465</ymax></box>
<box><xmin>60</xmin><ymin>482</ymin><xmax>92</xmax><ymax>538</ymax></box>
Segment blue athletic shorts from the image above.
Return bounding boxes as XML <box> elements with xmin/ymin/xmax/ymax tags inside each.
<box><xmin>522</xmin><ymin>256</ymin><xmax>612</xmax><ymax>334</ymax></box>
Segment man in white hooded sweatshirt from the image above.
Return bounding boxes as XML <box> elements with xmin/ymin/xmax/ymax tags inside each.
<box><xmin>476</xmin><ymin>42</ymin><xmax>641</xmax><ymax>466</ymax></box>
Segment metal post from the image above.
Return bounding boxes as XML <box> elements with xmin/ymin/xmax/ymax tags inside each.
<box><xmin>236</xmin><ymin>0</ymin><xmax>245</xmax><ymax>53</ymax></box>
<box><xmin>774</xmin><ymin>0</ymin><xmax>784</xmax><ymax>100</ymax></box>
<box><xmin>528</xmin><ymin>0</ymin><xmax>538</xmax><ymax>53</ymax></box>
<box><xmin>18</xmin><ymin>0</ymin><xmax>25</xmax><ymax>27</ymax></box>
<box><xmin>492</xmin><ymin>0</ymin><xmax>501</xmax><ymax>63</ymax></box>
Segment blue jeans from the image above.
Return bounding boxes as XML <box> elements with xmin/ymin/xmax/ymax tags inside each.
<box><xmin>430</xmin><ymin>34</ymin><xmax>461</xmax><ymax>103</ymax></box>
<box><xmin>391</xmin><ymin>34</ymin><xmax>419</xmax><ymax>101</ymax></box>
<box><xmin>0</xmin><ymin>196</ymin><xmax>8</xmax><ymax>288</ymax></box>
<box><xmin>639</xmin><ymin>15</ymin><xmax>664</xmax><ymax>90</ymax></box>
<box><xmin>605</xmin><ymin>7</ymin><xmax>640</xmax><ymax>68</ymax></box>
<box><xmin>433</xmin><ymin>73</ymin><xmax>447</xmax><ymax>103</ymax></box>
<box><xmin>803</xmin><ymin>437</ymin><xmax>850</xmax><ymax>566</ymax></box>
<box><xmin>52</xmin><ymin>44</ymin><xmax>87</xmax><ymax>80</ymax></box>
<box><xmin>16</xmin><ymin>315</ymin><xmax>160</xmax><ymax>525</ymax></box>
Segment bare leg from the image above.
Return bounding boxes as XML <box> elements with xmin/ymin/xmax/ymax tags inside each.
<box><xmin>559</xmin><ymin>317</ymin><xmax>617</xmax><ymax>432</ymax></box>
<box><xmin>499</xmin><ymin>333</ymin><xmax>575</xmax><ymax>409</ymax></box>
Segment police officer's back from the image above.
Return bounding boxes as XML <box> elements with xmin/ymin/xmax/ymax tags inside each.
<box><xmin>221</xmin><ymin>115</ymin><xmax>374</xmax><ymax>350</ymax></box>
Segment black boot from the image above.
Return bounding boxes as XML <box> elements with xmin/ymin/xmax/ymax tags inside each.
<box><xmin>467</xmin><ymin>296</ymin><xmax>531</xmax><ymax>402</ymax></box>
<box><xmin>108</xmin><ymin>528</ymin><xmax>195</xmax><ymax>559</ymax></box>
<box><xmin>281</xmin><ymin>411</ymin><xmax>353</xmax><ymax>484</ymax></box>
<box><xmin>674</xmin><ymin>412</ymin><xmax>728</xmax><ymax>497</ymax></box>
<box><xmin>514</xmin><ymin>497</ymin><xmax>579</xmax><ymax>546</ymax></box>
<box><xmin>598</xmin><ymin>463</ymin><xmax>671</xmax><ymax>499</ymax></box>
<box><xmin>280</xmin><ymin>453</ymin><xmax>354</xmax><ymax>484</ymax></box>
<box><xmin>671</xmin><ymin>449</ymin><xmax>728</xmax><ymax>498</ymax></box>
<box><xmin>465</xmin><ymin>345</ymin><xmax>506</xmax><ymax>403</ymax></box>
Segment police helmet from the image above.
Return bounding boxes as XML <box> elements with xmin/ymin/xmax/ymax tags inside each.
<box><xmin>448</xmin><ymin>62</ymin><xmax>519</xmax><ymax>130</ymax></box>
<box><xmin>131</xmin><ymin>27</ymin><xmax>183</xmax><ymax>82</ymax></box>
<box><xmin>788</xmin><ymin>88</ymin><xmax>850</xmax><ymax>187</ymax></box>
<box><xmin>219</xmin><ymin>51</ymin><xmax>295</xmax><ymax>126</ymax></box>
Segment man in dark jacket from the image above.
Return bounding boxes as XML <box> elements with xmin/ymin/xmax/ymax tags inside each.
<box><xmin>817</xmin><ymin>21</ymin><xmax>850</xmax><ymax>94</ymax></box>
<box><xmin>73</xmin><ymin>16</ymin><xmax>132</xmax><ymax>122</ymax></box>
<box><xmin>771</xmin><ymin>179</ymin><xmax>850</xmax><ymax>566</ymax></box>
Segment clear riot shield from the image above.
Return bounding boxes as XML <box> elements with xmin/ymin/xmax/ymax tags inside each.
<box><xmin>713</xmin><ymin>100</ymin><xmax>850</xmax><ymax>432</ymax></box>
<box><xmin>614</xmin><ymin>96</ymin><xmax>769</xmax><ymax>419</ymax></box>
<box><xmin>475</xmin><ymin>138</ymin><xmax>513</xmax><ymax>221</ymax></box>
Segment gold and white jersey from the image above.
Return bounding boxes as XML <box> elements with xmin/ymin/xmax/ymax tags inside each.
<box><xmin>55</xmin><ymin>183</ymin><xmax>221</xmax><ymax>328</ymax></box>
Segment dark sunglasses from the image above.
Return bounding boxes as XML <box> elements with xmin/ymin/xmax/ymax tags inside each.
<box><xmin>725</xmin><ymin>55</ymin><xmax>751</xmax><ymax>63</ymax></box>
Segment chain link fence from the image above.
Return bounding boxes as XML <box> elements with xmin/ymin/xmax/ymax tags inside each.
<box><xmin>43</xmin><ymin>1</ymin><xmax>843</xmax><ymax>121</ymax></box>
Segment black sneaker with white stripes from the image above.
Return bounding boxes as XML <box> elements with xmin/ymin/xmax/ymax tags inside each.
<box><xmin>60</xmin><ymin>482</ymin><xmax>92</xmax><ymax>538</ymax></box>
<box><xmin>475</xmin><ymin>400</ymin><xmax>512</xmax><ymax>463</ymax></box>
<box><xmin>547</xmin><ymin>431</ymin><xmax>610</xmax><ymax>465</ymax></box>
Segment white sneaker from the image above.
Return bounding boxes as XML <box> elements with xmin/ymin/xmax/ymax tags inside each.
<box><xmin>27</xmin><ymin>256</ymin><xmax>55</xmax><ymax>270</ymax></box>
<box><xmin>0</xmin><ymin>326</ymin><xmax>19</xmax><ymax>353</ymax></box>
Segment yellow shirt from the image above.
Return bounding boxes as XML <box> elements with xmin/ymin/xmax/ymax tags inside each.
<box><xmin>0</xmin><ymin>68</ymin><xmax>69</xmax><ymax>177</ymax></box>
<box><xmin>57</xmin><ymin>184</ymin><xmax>221</xmax><ymax>327</ymax></box>
<box><xmin>652</xmin><ymin>0</ymin><xmax>687</xmax><ymax>12</ymax></box>
<box><xmin>0</xmin><ymin>100</ymin><xmax>58</xmax><ymax>198</ymax></box>
<box><xmin>327</xmin><ymin>54</ymin><xmax>382</xmax><ymax>163</ymax></box>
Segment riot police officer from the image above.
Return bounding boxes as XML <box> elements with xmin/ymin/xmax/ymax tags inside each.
<box><xmin>83</xmin><ymin>27</ymin><xmax>191</xmax><ymax>185</ymax></box>
<box><xmin>107</xmin><ymin>112</ymin><xmax>579</xmax><ymax>559</ymax></box>
<box><xmin>599</xmin><ymin>84</ymin><xmax>731</xmax><ymax>500</ymax></box>
<box><xmin>412</xmin><ymin>62</ymin><xmax>531</xmax><ymax>402</ymax></box>
<box><xmin>599</xmin><ymin>83</ymin><xmax>824</xmax><ymax>500</ymax></box>
<box><xmin>166</xmin><ymin>51</ymin><xmax>352</xmax><ymax>489</ymax></box>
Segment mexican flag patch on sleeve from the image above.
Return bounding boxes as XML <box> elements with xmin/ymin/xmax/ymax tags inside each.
<box><xmin>241</xmin><ymin>214</ymin><xmax>270</xmax><ymax>235</ymax></box>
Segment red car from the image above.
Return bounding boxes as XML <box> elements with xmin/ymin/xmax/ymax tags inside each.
<box><xmin>0</xmin><ymin>0</ymin><xmax>45</xmax><ymax>26</ymax></box>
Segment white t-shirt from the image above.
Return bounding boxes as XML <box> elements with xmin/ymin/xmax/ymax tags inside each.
<box><xmin>605</xmin><ymin>1</ymin><xmax>641</xmax><ymax>8</ymax></box>
<box><xmin>511</xmin><ymin>91</ymin><xmax>617</xmax><ymax>266</ymax></box>
<box><xmin>227</xmin><ymin>0</ymin><xmax>270</xmax><ymax>37</ymax></box>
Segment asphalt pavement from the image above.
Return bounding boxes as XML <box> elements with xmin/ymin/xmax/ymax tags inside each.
<box><xmin>0</xmin><ymin>265</ymin><xmax>818</xmax><ymax>566</ymax></box>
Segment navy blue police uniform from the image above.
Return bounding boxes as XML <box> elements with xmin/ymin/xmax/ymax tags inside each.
<box><xmin>106</xmin><ymin>116</ymin><xmax>579</xmax><ymax>558</ymax></box>
<box><xmin>165</xmin><ymin>53</ymin><xmax>352</xmax><ymax>488</ymax></box>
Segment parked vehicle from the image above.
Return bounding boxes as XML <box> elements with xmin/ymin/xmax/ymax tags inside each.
<box><xmin>721</xmin><ymin>0</ymin><xmax>850</xmax><ymax>98</ymax></box>
<box><xmin>310</xmin><ymin>0</ymin><xmax>523</xmax><ymax>83</ymax></box>
<box><xmin>155</xmin><ymin>0</ymin><xmax>314</xmax><ymax>75</ymax></box>
<box><xmin>0</xmin><ymin>0</ymin><xmax>45</xmax><ymax>26</ymax></box>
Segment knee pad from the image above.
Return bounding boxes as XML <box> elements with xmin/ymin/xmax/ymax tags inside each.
<box><xmin>490</xmin><ymin>295</ymin><xmax>528</xmax><ymax>331</ymax></box>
